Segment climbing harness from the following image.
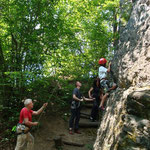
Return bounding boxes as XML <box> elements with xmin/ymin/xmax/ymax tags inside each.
<box><xmin>16</xmin><ymin>123</ymin><xmax>30</xmax><ymax>135</ymax></box>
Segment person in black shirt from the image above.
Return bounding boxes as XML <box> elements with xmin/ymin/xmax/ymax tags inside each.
<box><xmin>88</xmin><ymin>78</ymin><xmax>102</xmax><ymax>121</ymax></box>
<box><xmin>69</xmin><ymin>81</ymin><xmax>83</xmax><ymax>134</ymax></box>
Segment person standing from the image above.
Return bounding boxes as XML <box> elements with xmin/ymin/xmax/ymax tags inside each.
<box><xmin>69</xmin><ymin>81</ymin><xmax>83</xmax><ymax>134</ymax></box>
<box><xmin>15</xmin><ymin>99</ymin><xmax>48</xmax><ymax>150</ymax></box>
<box><xmin>88</xmin><ymin>78</ymin><xmax>102</xmax><ymax>121</ymax></box>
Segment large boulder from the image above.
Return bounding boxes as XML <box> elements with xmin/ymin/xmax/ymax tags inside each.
<box><xmin>94</xmin><ymin>0</ymin><xmax>150</xmax><ymax>149</ymax></box>
<box><xmin>94</xmin><ymin>87</ymin><xmax>150</xmax><ymax>150</ymax></box>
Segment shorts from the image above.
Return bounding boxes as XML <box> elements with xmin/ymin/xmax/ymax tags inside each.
<box><xmin>100</xmin><ymin>79</ymin><xmax>116</xmax><ymax>93</ymax></box>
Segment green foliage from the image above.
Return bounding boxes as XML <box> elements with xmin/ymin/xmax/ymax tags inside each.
<box><xmin>0</xmin><ymin>0</ymin><xmax>121</xmax><ymax>81</ymax></box>
<box><xmin>0</xmin><ymin>0</ymin><xmax>125</xmax><ymax>145</ymax></box>
<box><xmin>120</xmin><ymin>0</ymin><xmax>133</xmax><ymax>25</ymax></box>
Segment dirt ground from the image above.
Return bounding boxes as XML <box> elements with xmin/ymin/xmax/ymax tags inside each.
<box><xmin>33</xmin><ymin>107</ymin><xmax>98</xmax><ymax>150</ymax></box>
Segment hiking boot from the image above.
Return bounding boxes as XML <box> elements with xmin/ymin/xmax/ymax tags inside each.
<box><xmin>74</xmin><ymin>130</ymin><xmax>81</xmax><ymax>134</ymax></box>
<box><xmin>69</xmin><ymin>129</ymin><xmax>73</xmax><ymax>135</ymax></box>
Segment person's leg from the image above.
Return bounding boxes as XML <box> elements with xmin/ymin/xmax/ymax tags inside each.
<box><xmin>99</xmin><ymin>80</ymin><xmax>109</xmax><ymax>109</ymax></box>
<box><xmin>99</xmin><ymin>93</ymin><xmax>109</xmax><ymax>109</ymax></box>
<box><xmin>26</xmin><ymin>132</ymin><xmax>34</xmax><ymax>150</ymax></box>
<box><xmin>91</xmin><ymin>102</ymin><xmax>97</xmax><ymax>121</ymax></box>
<box><xmin>90</xmin><ymin>102</ymin><xmax>95</xmax><ymax>119</ymax></box>
<box><xmin>74</xmin><ymin>107</ymin><xmax>80</xmax><ymax>132</ymax></box>
<box><xmin>69</xmin><ymin>109</ymin><xmax>76</xmax><ymax>130</ymax></box>
<box><xmin>109</xmin><ymin>83</ymin><xmax>117</xmax><ymax>90</ymax></box>
<box><xmin>15</xmin><ymin>134</ymin><xmax>27</xmax><ymax>150</ymax></box>
<box><xmin>95</xmin><ymin>105</ymin><xmax>99</xmax><ymax>120</ymax></box>
<box><xmin>95</xmin><ymin>97</ymin><xmax>100</xmax><ymax>120</ymax></box>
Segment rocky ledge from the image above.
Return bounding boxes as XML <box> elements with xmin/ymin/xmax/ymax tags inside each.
<box><xmin>94</xmin><ymin>87</ymin><xmax>150</xmax><ymax>150</ymax></box>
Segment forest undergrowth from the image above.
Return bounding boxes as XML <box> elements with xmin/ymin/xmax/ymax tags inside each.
<box><xmin>0</xmin><ymin>77</ymin><xmax>93</xmax><ymax>150</ymax></box>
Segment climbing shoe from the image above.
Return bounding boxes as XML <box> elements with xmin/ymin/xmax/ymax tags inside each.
<box><xmin>74</xmin><ymin>130</ymin><xmax>81</xmax><ymax>134</ymax></box>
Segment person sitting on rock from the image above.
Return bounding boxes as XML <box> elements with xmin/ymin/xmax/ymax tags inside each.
<box><xmin>98</xmin><ymin>58</ymin><xmax>117</xmax><ymax>110</ymax></box>
<box><xmin>88</xmin><ymin>77</ymin><xmax>103</xmax><ymax>121</ymax></box>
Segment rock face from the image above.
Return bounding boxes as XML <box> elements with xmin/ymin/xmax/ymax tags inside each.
<box><xmin>94</xmin><ymin>87</ymin><xmax>150</xmax><ymax>150</ymax></box>
<box><xmin>113</xmin><ymin>0</ymin><xmax>150</xmax><ymax>88</ymax></box>
<box><xmin>94</xmin><ymin>0</ymin><xmax>150</xmax><ymax>150</ymax></box>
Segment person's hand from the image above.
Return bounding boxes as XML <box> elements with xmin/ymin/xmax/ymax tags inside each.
<box><xmin>33</xmin><ymin>122</ymin><xmax>38</xmax><ymax>126</ymax></box>
<box><xmin>92</xmin><ymin>97</ymin><xmax>96</xmax><ymax>100</ymax></box>
<box><xmin>83</xmin><ymin>96</ymin><xmax>86</xmax><ymax>101</ymax></box>
<box><xmin>109</xmin><ymin>62</ymin><xmax>111</xmax><ymax>66</ymax></box>
<box><xmin>89</xmin><ymin>96</ymin><xmax>93</xmax><ymax>99</ymax></box>
<box><xmin>80</xmin><ymin>98</ymin><xmax>83</xmax><ymax>102</ymax></box>
<box><xmin>43</xmin><ymin>103</ymin><xmax>48</xmax><ymax>108</ymax></box>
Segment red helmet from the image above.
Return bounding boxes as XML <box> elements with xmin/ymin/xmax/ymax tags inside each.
<box><xmin>98</xmin><ymin>58</ymin><xmax>107</xmax><ymax>65</ymax></box>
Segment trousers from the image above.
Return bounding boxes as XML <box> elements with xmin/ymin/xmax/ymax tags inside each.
<box><xmin>91</xmin><ymin>97</ymin><xmax>100</xmax><ymax>120</ymax></box>
<box><xmin>15</xmin><ymin>132</ymin><xmax>34</xmax><ymax>150</ymax></box>
<box><xmin>69</xmin><ymin>107</ymin><xmax>80</xmax><ymax>130</ymax></box>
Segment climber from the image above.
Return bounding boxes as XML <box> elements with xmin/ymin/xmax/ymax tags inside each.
<box><xmin>15</xmin><ymin>99</ymin><xmax>48</xmax><ymax>150</ymax></box>
<box><xmin>69</xmin><ymin>81</ymin><xmax>83</xmax><ymax>134</ymax></box>
<box><xmin>98</xmin><ymin>58</ymin><xmax>117</xmax><ymax>110</ymax></box>
<box><xmin>88</xmin><ymin>77</ymin><xmax>103</xmax><ymax>121</ymax></box>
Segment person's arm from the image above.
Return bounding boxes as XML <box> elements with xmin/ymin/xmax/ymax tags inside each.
<box><xmin>83</xmin><ymin>96</ymin><xmax>95</xmax><ymax>101</ymax></box>
<box><xmin>73</xmin><ymin>94</ymin><xmax>83</xmax><ymax>101</ymax></box>
<box><xmin>88</xmin><ymin>87</ymin><xmax>93</xmax><ymax>98</ymax></box>
<box><xmin>107</xmin><ymin>62</ymin><xmax>111</xmax><ymax>72</ymax></box>
<box><xmin>32</xmin><ymin>103</ymin><xmax>48</xmax><ymax>115</ymax></box>
<box><xmin>24</xmin><ymin>118</ymin><xmax>38</xmax><ymax>127</ymax></box>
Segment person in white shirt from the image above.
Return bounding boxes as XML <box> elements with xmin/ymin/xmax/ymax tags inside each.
<box><xmin>98</xmin><ymin>58</ymin><xmax>117</xmax><ymax>110</ymax></box>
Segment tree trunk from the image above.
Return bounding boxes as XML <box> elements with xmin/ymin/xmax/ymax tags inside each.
<box><xmin>0</xmin><ymin>40</ymin><xmax>6</xmax><ymax>72</ymax></box>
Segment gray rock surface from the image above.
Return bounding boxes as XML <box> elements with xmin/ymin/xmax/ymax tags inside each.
<box><xmin>94</xmin><ymin>0</ymin><xmax>150</xmax><ymax>149</ymax></box>
<box><xmin>94</xmin><ymin>87</ymin><xmax>150</xmax><ymax>150</ymax></box>
<box><xmin>113</xmin><ymin>0</ymin><xmax>150</xmax><ymax>88</ymax></box>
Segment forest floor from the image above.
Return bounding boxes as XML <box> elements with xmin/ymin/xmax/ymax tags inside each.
<box><xmin>33</xmin><ymin>104</ymin><xmax>100</xmax><ymax>150</ymax></box>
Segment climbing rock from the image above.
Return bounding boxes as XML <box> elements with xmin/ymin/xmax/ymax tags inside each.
<box><xmin>94</xmin><ymin>88</ymin><xmax>150</xmax><ymax>150</ymax></box>
<box><xmin>94</xmin><ymin>0</ymin><xmax>150</xmax><ymax>149</ymax></box>
<box><xmin>112</xmin><ymin>0</ymin><xmax>150</xmax><ymax>88</ymax></box>
<box><xmin>126</xmin><ymin>89</ymin><xmax>150</xmax><ymax>119</ymax></box>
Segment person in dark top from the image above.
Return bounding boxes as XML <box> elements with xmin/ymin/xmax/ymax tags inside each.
<box><xmin>88</xmin><ymin>78</ymin><xmax>102</xmax><ymax>121</ymax></box>
<box><xmin>69</xmin><ymin>81</ymin><xmax>83</xmax><ymax>134</ymax></box>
